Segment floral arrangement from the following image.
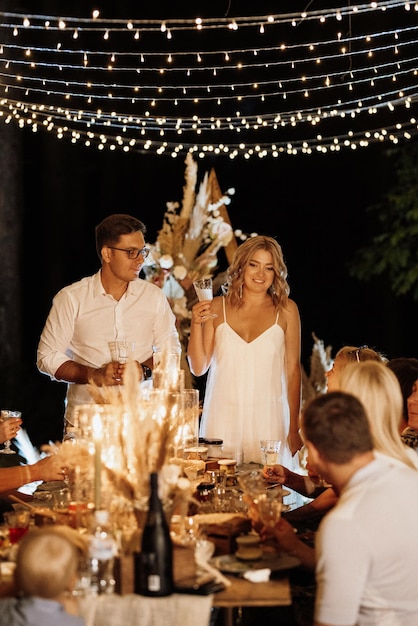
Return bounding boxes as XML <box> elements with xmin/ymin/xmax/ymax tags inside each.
<box><xmin>84</xmin><ymin>363</ymin><xmax>195</xmax><ymax>511</ymax></box>
<box><xmin>42</xmin><ymin>361</ymin><xmax>196</xmax><ymax>550</ymax></box>
<box><xmin>143</xmin><ymin>152</ymin><xmax>235</xmax><ymax>290</ymax></box>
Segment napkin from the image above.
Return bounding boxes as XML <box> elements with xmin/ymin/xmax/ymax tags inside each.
<box><xmin>195</xmin><ymin>539</ymin><xmax>231</xmax><ymax>588</ymax></box>
<box><xmin>243</xmin><ymin>568</ymin><xmax>271</xmax><ymax>583</ymax></box>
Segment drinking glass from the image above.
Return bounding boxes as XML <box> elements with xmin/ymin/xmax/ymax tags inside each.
<box><xmin>0</xmin><ymin>410</ymin><xmax>21</xmax><ymax>455</ymax></box>
<box><xmin>108</xmin><ymin>340</ymin><xmax>135</xmax><ymax>382</ymax></box>
<box><xmin>108</xmin><ymin>340</ymin><xmax>135</xmax><ymax>364</ymax></box>
<box><xmin>260</xmin><ymin>439</ymin><xmax>281</xmax><ymax>466</ymax></box>
<box><xmin>4</xmin><ymin>509</ymin><xmax>30</xmax><ymax>544</ymax></box>
<box><xmin>256</xmin><ymin>493</ymin><xmax>283</xmax><ymax>529</ymax></box>
<box><xmin>53</xmin><ymin>487</ymin><xmax>70</xmax><ymax>513</ymax></box>
<box><xmin>152</xmin><ymin>348</ymin><xmax>182</xmax><ymax>390</ymax></box>
<box><xmin>193</xmin><ymin>278</ymin><xmax>217</xmax><ymax>318</ymax></box>
<box><xmin>180</xmin><ymin>389</ymin><xmax>200</xmax><ymax>451</ymax></box>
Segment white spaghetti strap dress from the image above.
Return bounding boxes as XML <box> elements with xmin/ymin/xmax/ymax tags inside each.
<box><xmin>199</xmin><ymin>297</ymin><xmax>295</xmax><ymax>467</ymax></box>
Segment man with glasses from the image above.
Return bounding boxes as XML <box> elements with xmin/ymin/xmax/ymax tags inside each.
<box><xmin>37</xmin><ymin>214</ymin><xmax>180</xmax><ymax>431</ymax></box>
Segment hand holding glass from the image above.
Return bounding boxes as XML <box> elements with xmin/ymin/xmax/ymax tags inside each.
<box><xmin>108</xmin><ymin>340</ymin><xmax>135</xmax><ymax>382</ymax></box>
<box><xmin>0</xmin><ymin>410</ymin><xmax>21</xmax><ymax>455</ymax></box>
<box><xmin>193</xmin><ymin>278</ymin><xmax>217</xmax><ymax>319</ymax></box>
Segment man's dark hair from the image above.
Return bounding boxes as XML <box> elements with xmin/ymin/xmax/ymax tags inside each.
<box><xmin>95</xmin><ymin>214</ymin><xmax>147</xmax><ymax>259</ymax></box>
<box><xmin>302</xmin><ymin>391</ymin><xmax>373</xmax><ymax>464</ymax></box>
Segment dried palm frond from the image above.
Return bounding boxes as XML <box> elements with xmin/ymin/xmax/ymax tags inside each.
<box><xmin>145</xmin><ymin>154</ymin><xmax>234</xmax><ymax>284</ymax></box>
<box><xmin>179</xmin><ymin>152</ymin><xmax>197</xmax><ymax>219</ymax></box>
<box><xmin>302</xmin><ymin>332</ymin><xmax>333</xmax><ymax>405</ymax></box>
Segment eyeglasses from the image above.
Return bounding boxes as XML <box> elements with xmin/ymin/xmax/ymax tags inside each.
<box><xmin>108</xmin><ymin>246</ymin><xmax>150</xmax><ymax>260</ymax></box>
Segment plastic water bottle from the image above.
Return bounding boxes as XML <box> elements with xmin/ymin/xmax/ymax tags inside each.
<box><xmin>134</xmin><ymin>472</ymin><xmax>174</xmax><ymax>596</ymax></box>
<box><xmin>88</xmin><ymin>510</ymin><xmax>117</xmax><ymax>595</ymax></box>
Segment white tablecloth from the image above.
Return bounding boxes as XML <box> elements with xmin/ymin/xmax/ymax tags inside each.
<box><xmin>79</xmin><ymin>593</ymin><xmax>213</xmax><ymax>626</ymax></box>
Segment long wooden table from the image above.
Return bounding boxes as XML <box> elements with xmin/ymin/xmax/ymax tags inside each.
<box><xmin>174</xmin><ymin>545</ymin><xmax>291</xmax><ymax>605</ymax></box>
<box><xmin>101</xmin><ymin>545</ymin><xmax>292</xmax><ymax>626</ymax></box>
<box><xmin>175</xmin><ymin>545</ymin><xmax>292</xmax><ymax>626</ymax></box>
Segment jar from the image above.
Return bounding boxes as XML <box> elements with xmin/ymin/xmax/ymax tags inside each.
<box><xmin>194</xmin><ymin>482</ymin><xmax>215</xmax><ymax>513</ymax></box>
<box><xmin>184</xmin><ymin>446</ymin><xmax>209</xmax><ymax>461</ymax></box>
<box><xmin>195</xmin><ymin>482</ymin><xmax>215</xmax><ymax>504</ymax></box>
<box><xmin>199</xmin><ymin>438</ymin><xmax>224</xmax><ymax>459</ymax></box>
<box><xmin>218</xmin><ymin>459</ymin><xmax>237</xmax><ymax>475</ymax></box>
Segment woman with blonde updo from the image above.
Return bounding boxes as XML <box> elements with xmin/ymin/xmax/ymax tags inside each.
<box><xmin>326</xmin><ymin>345</ymin><xmax>386</xmax><ymax>392</ymax></box>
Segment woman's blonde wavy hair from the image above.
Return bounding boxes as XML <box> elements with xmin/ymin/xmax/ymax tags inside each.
<box><xmin>339</xmin><ymin>361</ymin><xmax>417</xmax><ymax>470</ymax></box>
<box><xmin>223</xmin><ymin>235</ymin><xmax>290</xmax><ymax>309</ymax></box>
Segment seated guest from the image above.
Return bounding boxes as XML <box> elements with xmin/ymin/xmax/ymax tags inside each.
<box><xmin>387</xmin><ymin>357</ymin><xmax>418</xmax><ymax>449</ymax></box>
<box><xmin>259</xmin><ymin>362</ymin><xmax>418</xmax><ymax>571</ymax></box>
<box><xmin>325</xmin><ymin>344</ymin><xmax>386</xmax><ymax>392</ymax></box>
<box><xmin>0</xmin><ymin>422</ymin><xmax>67</xmax><ymax>523</ymax></box>
<box><xmin>0</xmin><ymin>526</ymin><xmax>85</xmax><ymax>625</ymax></box>
<box><xmin>340</xmin><ymin>360</ymin><xmax>418</xmax><ymax>469</ymax></box>
<box><xmin>263</xmin><ymin>345</ymin><xmax>386</xmax><ymax>526</ymax></box>
<box><xmin>0</xmin><ymin>455</ymin><xmax>68</xmax><ymax>495</ymax></box>
<box><xmin>302</xmin><ymin>391</ymin><xmax>418</xmax><ymax>626</ymax></box>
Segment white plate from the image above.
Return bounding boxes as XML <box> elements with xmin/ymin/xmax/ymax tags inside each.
<box><xmin>210</xmin><ymin>551</ymin><xmax>301</xmax><ymax>574</ymax></box>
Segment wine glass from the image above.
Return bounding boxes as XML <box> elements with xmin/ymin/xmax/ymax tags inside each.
<box><xmin>193</xmin><ymin>277</ymin><xmax>217</xmax><ymax>318</ymax></box>
<box><xmin>0</xmin><ymin>410</ymin><xmax>21</xmax><ymax>455</ymax></box>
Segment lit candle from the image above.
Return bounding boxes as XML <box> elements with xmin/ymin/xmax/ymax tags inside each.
<box><xmin>92</xmin><ymin>413</ymin><xmax>103</xmax><ymax>510</ymax></box>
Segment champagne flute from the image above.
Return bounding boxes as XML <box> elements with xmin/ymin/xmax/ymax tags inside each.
<box><xmin>0</xmin><ymin>409</ymin><xmax>21</xmax><ymax>455</ymax></box>
<box><xmin>193</xmin><ymin>277</ymin><xmax>217</xmax><ymax>319</ymax></box>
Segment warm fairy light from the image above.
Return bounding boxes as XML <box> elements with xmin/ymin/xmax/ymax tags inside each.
<box><xmin>0</xmin><ymin>3</ymin><xmax>416</xmax><ymax>158</ymax></box>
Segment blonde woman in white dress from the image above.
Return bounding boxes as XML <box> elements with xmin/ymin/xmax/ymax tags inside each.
<box><xmin>187</xmin><ymin>235</ymin><xmax>303</xmax><ymax>466</ymax></box>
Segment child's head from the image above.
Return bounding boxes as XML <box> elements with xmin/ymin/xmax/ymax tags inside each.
<box><xmin>14</xmin><ymin>527</ymin><xmax>80</xmax><ymax>599</ymax></box>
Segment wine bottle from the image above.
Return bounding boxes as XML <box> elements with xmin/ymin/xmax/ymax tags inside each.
<box><xmin>134</xmin><ymin>472</ymin><xmax>174</xmax><ymax>596</ymax></box>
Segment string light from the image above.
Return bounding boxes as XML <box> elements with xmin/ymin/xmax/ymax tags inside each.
<box><xmin>0</xmin><ymin>3</ymin><xmax>416</xmax><ymax>158</ymax></box>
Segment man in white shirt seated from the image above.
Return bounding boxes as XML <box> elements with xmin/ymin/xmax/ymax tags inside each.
<box><xmin>302</xmin><ymin>390</ymin><xmax>418</xmax><ymax>626</ymax></box>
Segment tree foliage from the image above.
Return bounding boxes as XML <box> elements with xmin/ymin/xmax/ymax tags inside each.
<box><xmin>350</xmin><ymin>140</ymin><xmax>418</xmax><ymax>300</ymax></box>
